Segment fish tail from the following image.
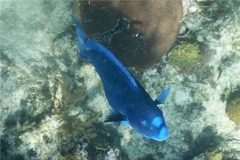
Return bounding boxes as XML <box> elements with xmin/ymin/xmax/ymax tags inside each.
<box><xmin>72</xmin><ymin>15</ymin><xmax>90</xmax><ymax>60</ymax></box>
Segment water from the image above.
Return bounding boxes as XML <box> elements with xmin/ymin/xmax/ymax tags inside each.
<box><xmin>0</xmin><ymin>0</ymin><xmax>240</xmax><ymax>159</ymax></box>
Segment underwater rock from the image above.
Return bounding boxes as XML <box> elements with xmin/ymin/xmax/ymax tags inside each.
<box><xmin>183</xmin><ymin>126</ymin><xmax>223</xmax><ymax>160</ymax></box>
<box><xmin>1</xmin><ymin>0</ymin><xmax>240</xmax><ymax>159</ymax></box>
<box><xmin>72</xmin><ymin>0</ymin><xmax>183</xmax><ymax>69</ymax></box>
<box><xmin>169</xmin><ymin>42</ymin><xmax>201</xmax><ymax>74</ymax></box>
<box><xmin>195</xmin><ymin>0</ymin><xmax>229</xmax><ymax>19</ymax></box>
<box><xmin>206</xmin><ymin>150</ymin><xmax>223</xmax><ymax>160</ymax></box>
<box><xmin>225</xmin><ymin>88</ymin><xmax>240</xmax><ymax>126</ymax></box>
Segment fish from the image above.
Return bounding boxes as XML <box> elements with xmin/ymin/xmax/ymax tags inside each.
<box><xmin>72</xmin><ymin>16</ymin><xmax>170</xmax><ymax>141</ymax></box>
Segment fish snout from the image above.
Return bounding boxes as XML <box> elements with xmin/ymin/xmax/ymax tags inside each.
<box><xmin>157</xmin><ymin>126</ymin><xmax>168</xmax><ymax>141</ymax></box>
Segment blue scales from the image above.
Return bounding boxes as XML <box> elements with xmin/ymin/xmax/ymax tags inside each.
<box><xmin>72</xmin><ymin>16</ymin><xmax>170</xmax><ymax>141</ymax></box>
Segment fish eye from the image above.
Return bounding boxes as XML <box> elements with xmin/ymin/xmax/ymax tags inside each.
<box><xmin>151</xmin><ymin>116</ymin><xmax>163</xmax><ymax>127</ymax></box>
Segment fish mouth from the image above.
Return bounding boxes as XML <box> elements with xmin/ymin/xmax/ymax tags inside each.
<box><xmin>149</xmin><ymin>126</ymin><xmax>168</xmax><ymax>141</ymax></box>
<box><xmin>158</xmin><ymin>126</ymin><xmax>168</xmax><ymax>141</ymax></box>
<box><xmin>142</xmin><ymin>125</ymin><xmax>168</xmax><ymax>141</ymax></box>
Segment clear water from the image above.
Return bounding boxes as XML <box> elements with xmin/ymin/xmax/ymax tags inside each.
<box><xmin>0</xmin><ymin>0</ymin><xmax>240</xmax><ymax>160</ymax></box>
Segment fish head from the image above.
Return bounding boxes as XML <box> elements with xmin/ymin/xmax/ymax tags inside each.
<box><xmin>128</xmin><ymin>108</ymin><xmax>168</xmax><ymax>141</ymax></box>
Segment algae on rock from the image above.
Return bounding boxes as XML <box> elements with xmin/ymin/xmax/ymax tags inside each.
<box><xmin>226</xmin><ymin>95</ymin><xmax>240</xmax><ymax>126</ymax></box>
<box><xmin>169</xmin><ymin>43</ymin><xmax>201</xmax><ymax>74</ymax></box>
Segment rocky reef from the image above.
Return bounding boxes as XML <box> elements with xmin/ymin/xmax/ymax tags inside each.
<box><xmin>0</xmin><ymin>0</ymin><xmax>240</xmax><ymax>160</ymax></box>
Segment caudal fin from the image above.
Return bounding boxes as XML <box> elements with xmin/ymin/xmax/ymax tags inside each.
<box><xmin>72</xmin><ymin>15</ymin><xmax>90</xmax><ymax>60</ymax></box>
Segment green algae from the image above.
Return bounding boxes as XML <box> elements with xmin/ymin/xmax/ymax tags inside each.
<box><xmin>60</xmin><ymin>112</ymin><xmax>99</xmax><ymax>140</ymax></box>
<box><xmin>226</xmin><ymin>96</ymin><xmax>240</xmax><ymax>125</ymax></box>
<box><xmin>169</xmin><ymin>43</ymin><xmax>201</xmax><ymax>74</ymax></box>
<box><xmin>224</xmin><ymin>87</ymin><xmax>240</xmax><ymax>125</ymax></box>
<box><xmin>206</xmin><ymin>149</ymin><xmax>223</xmax><ymax>160</ymax></box>
<box><xmin>205</xmin><ymin>148</ymin><xmax>240</xmax><ymax>160</ymax></box>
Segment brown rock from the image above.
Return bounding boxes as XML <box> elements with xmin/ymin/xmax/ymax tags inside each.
<box><xmin>73</xmin><ymin>0</ymin><xmax>183</xmax><ymax>70</ymax></box>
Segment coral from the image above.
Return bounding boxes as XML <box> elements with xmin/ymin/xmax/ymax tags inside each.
<box><xmin>60</xmin><ymin>112</ymin><xmax>99</xmax><ymax>141</ymax></box>
<box><xmin>57</xmin><ymin>116</ymin><xmax>127</xmax><ymax>159</ymax></box>
<box><xmin>169</xmin><ymin>43</ymin><xmax>201</xmax><ymax>74</ymax></box>
<box><xmin>183</xmin><ymin>126</ymin><xmax>223</xmax><ymax>160</ymax></box>
<box><xmin>1</xmin><ymin>0</ymin><xmax>240</xmax><ymax>159</ymax></box>
<box><xmin>195</xmin><ymin>66</ymin><xmax>214</xmax><ymax>84</ymax></box>
<box><xmin>48</xmin><ymin>71</ymin><xmax>86</xmax><ymax>111</ymax></box>
<box><xmin>73</xmin><ymin>0</ymin><xmax>183</xmax><ymax>69</ymax></box>
<box><xmin>222</xmin><ymin>149</ymin><xmax>240</xmax><ymax>159</ymax></box>
<box><xmin>206</xmin><ymin>150</ymin><xmax>223</xmax><ymax>160</ymax></box>
<box><xmin>195</xmin><ymin>0</ymin><xmax>230</xmax><ymax>20</ymax></box>
<box><xmin>225</xmin><ymin>88</ymin><xmax>240</xmax><ymax>125</ymax></box>
<box><xmin>226</xmin><ymin>97</ymin><xmax>240</xmax><ymax>125</ymax></box>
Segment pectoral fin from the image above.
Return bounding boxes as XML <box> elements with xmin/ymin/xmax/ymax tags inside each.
<box><xmin>154</xmin><ymin>88</ymin><xmax>170</xmax><ymax>105</ymax></box>
<box><xmin>104</xmin><ymin>110</ymin><xmax>127</xmax><ymax>123</ymax></box>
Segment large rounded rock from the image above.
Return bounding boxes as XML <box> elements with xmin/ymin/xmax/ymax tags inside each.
<box><xmin>73</xmin><ymin>0</ymin><xmax>183</xmax><ymax>69</ymax></box>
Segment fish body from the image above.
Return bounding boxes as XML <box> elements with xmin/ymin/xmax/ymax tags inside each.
<box><xmin>73</xmin><ymin>16</ymin><xmax>170</xmax><ymax>141</ymax></box>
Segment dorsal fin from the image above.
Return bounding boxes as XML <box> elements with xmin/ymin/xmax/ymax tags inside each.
<box><xmin>154</xmin><ymin>88</ymin><xmax>170</xmax><ymax>105</ymax></box>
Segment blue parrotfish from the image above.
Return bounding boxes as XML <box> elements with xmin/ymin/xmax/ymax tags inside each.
<box><xmin>72</xmin><ymin>16</ymin><xmax>170</xmax><ymax>141</ymax></box>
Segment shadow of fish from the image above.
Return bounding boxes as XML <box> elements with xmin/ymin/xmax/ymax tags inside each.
<box><xmin>72</xmin><ymin>16</ymin><xmax>170</xmax><ymax>141</ymax></box>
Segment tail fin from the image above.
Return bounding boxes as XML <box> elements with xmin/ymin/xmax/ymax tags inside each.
<box><xmin>72</xmin><ymin>15</ymin><xmax>89</xmax><ymax>60</ymax></box>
